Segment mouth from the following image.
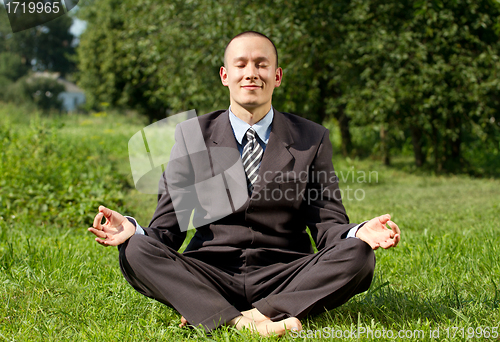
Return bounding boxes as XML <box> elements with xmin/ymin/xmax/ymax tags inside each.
<box><xmin>241</xmin><ymin>85</ymin><xmax>262</xmax><ymax>90</ymax></box>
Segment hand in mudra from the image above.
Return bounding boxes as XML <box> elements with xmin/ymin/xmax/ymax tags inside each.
<box><xmin>356</xmin><ymin>214</ymin><xmax>401</xmax><ymax>250</ymax></box>
<box><xmin>88</xmin><ymin>206</ymin><xmax>136</xmax><ymax>247</ymax></box>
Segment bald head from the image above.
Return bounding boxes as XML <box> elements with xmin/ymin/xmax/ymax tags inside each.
<box><xmin>224</xmin><ymin>31</ymin><xmax>278</xmax><ymax>69</ymax></box>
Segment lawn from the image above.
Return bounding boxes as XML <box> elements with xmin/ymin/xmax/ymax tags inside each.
<box><xmin>0</xmin><ymin>104</ymin><xmax>499</xmax><ymax>341</ymax></box>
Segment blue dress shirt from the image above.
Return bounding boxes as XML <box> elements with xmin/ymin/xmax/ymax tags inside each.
<box><xmin>228</xmin><ymin>106</ymin><xmax>273</xmax><ymax>156</ymax></box>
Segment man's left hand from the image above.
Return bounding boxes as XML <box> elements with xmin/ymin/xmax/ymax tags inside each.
<box><xmin>356</xmin><ymin>214</ymin><xmax>401</xmax><ymax>250</ymax></box>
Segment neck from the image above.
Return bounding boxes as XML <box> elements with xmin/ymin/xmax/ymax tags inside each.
<box><xmin>230</xmin><ymin>103</ymin><xmax>271</xmax><ymax>125</ymax></box>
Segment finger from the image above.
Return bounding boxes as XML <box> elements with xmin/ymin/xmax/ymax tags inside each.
<box><xmin>379</xmin><ymin>239</ymin><xmax>395</xmax><ymax>249</ymax></box>
<box><xmin>387</xmin><ymin>220</ymin><xmax>400</xmax><ymax>232</ymax></box>
<box><xmin>387</xmin><ymin>221</ymin><xmax>400</xmax><ymax>241</ymax></box>
<box><xmin>365</xmin><ymin>239</ymin><xmax>380</xmax><ymax>250</ymax></box>
<box><xmin>95</xmin><ymin>237</ymin><xmax>109</xmax><ymax>247</ymax></box>
<box><xmin>99</xmin><ymin>205</ymin><xmax>113</xmax><ymax>220</ymax></box>
<box><xmin>88</xmin><ymin>227</ymin><xmax>106</xmax><ymax>238</ymax></box>
<box><xmin>93</xmin><ymin>212</ymin><xmax>104</xmax><ymax>230</ymax></box>
<box><xmin>387</xmin><ymin>229</ymin><xmax>395</xmax><ymax>239</ymax></box>
<box><xmin>378</xmin><ymin>214</ymin><xmax>391</xmax><ymax>225</ymax></box>
<box><xmin>393</xmin><ymin>233</ymin><xmax>401</xmax><ymax>247</ymax></box>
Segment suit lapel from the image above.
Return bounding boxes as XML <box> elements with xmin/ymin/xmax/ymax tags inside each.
<box><xmin>208</xmin><ymin>110</ymin><xmax>238</xmax><ymax>150</ymax></box>
<box><xmin>207</xmin><ymin>110</ymin><xmax>243</xmax><ymax>175</ymax></box>
<box><xmin>207</xmin><ymin>111</ymin><xmax>248</xmax><ymax>206</ymax></box>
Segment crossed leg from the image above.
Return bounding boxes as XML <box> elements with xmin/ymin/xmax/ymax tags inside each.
<box><xmin>120</xmin><ymin>234</ymin><xmax>374</xmax><ymax>337</ymax></box>
<box><xmin>249</xmin><ymin>237</ymin><xmax>376</xmax><ymax>322</ymax></box>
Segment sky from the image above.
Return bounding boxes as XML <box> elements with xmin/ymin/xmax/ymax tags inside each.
<box><xmin>69</xmin><ymin>16</ymin><xmax>86</xmax><ymax>37</ymax></box>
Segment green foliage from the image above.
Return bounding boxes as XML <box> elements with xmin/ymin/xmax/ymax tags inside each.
<box><xmin>332</xmin><ymin>0</ymin><xmax>500</xmax><ymax>173</ymax></box>
<box><xmin>3</xmin><ymin>76</ymin><xmax>65</xmax><ymax>112</ymax></box>
<box><xmin>0</xmin><ymin>8</ymin><xmax>78</xmax><ymax>112</ymax></box>
<box><xmin>76</xmin><ymin>0</ymin><xmax>500</xmax><ymax>175</ymax></box>
<box><xmin>33</xmin><ymin>15</ymin><xmax>77</xmax><ymax>75</ymax></box>
<box><xmin>0</xmin><ymin>75</ymin><xmax>13</xmax><ymax>102</ymax></box>
<box><xmin>76</xmin><ymin>0</ymin><xmax>336</xmax><ymax>121</ymax></box>
<box><xmin>0</xmin><ymin>51</ymin><xmax>28</xmax><ymax>81</ymax></box>
<box><xmin>77</xmin><ymin>0</ymin><xmax>246</xmax><ymax>120</ymax></box>
<box><xmin>0</xmin><ymin>9</ymin><xmax>76</xmax><ymax>76</ymax></box>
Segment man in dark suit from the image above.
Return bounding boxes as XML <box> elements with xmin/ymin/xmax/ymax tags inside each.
<box><xmin>88</xmin><ymin>31</ymin><xmax>400</xmax><ymax>337</ymax></box>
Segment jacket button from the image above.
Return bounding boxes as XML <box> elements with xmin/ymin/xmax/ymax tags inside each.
<box><xmin>247</xmin><ymin>207</ymin><xmax>254</xmax><ymax>214</ymax></box>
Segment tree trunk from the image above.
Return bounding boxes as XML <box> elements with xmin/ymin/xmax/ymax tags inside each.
<box><xmin>380</xmin><ymin>125</ymin><xmax>390</xmax><ymax>166</ymax></box>
<box><xmin>411</xmin><ymin>126</ymin><xmax>425</xmax><ymax>167</ymax></box>
<box><xmin>450</xmin><ymin>118</ymin><xmax>461</xmax><ymax>165</ymax></box>
<box><xmin>333</xmin><ymin>107</ymin><xmax>353</xmax><ymax>157</ymax></box>
<box><xmin>432</xmin><ymin>124</ymin><xmax>442</xmax><ymax>173</ymax></box>
<box><xmin>443</xmin><ymin>116</ymin><xmax>462</xmax><ymax>172</ymax></box>
<box><xmin>317</xmin><ymin>76</ymin><xmax>353</xmax><ymax>157</ymax></box>
<box><xmin>148</xmin><ymin>106</ymin><xmax>168</xmax><ymax>123</ymax></box>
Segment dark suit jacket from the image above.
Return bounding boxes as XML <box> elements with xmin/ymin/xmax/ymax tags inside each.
<box><xmin>143</xmin><ymin>108</ymin><xmax>356</xmax><ymax>268</ymax></box>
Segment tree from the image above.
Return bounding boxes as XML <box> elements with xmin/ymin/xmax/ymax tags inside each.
<box><xmin>77</xmin><ymin>0</ymin><xmax>292</xmax><ymax>121</ymax></box>
<box><xmin>76</xmin><ymin>0</ymin><xmax>500</xmax><ymax>173</ymax></box>
<box><xmin>0</xmin><ymin>9</ymin><xmax>76</xmax><ymax>76</ymax></box>
<box><xmin>334</xmin><ymin>0</ymin><xmax>500</xmax><ymax>172</ymax></box>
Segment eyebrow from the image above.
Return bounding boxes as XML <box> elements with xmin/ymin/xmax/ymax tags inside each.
<box><xmin>232</xmin><ymin>56</ymin><xmax>270</xmax><ymax>64</ymax></box>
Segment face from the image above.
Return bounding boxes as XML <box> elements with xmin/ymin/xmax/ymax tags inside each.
<box><xmin>220</xmin><ymin>36</ymin><xmax>283</xmax><ymax>114</ymax></box>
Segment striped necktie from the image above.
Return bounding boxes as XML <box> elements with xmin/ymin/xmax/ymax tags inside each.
<box><xmin>242</xmin><ymin>128</ymin><xmax>263</xmax><ymax>192</ymax></box>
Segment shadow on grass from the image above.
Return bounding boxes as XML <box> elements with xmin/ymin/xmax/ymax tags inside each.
<box><xmin>310</xmin><ymin>277</ymin><xmax>500</xmax><ymax>329</ymax></box>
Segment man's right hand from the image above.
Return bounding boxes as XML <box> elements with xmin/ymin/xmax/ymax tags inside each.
<box><xmin>88</xmin><ymin>206</ymin><xmax>136</xmax><ymax>247</ymax></box>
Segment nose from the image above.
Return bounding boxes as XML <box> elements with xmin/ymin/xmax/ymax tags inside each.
<box><xmin>245</xmin><ymin>65</ymin><xmax>258</xmax><ymax>80</ymax></box>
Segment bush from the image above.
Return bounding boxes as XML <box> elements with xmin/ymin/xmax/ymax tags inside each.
<box><xmin>0</xmin><ymin>75</ymin><xmax>13</xmax><ymax>101</ymax></box>
<box><xmin>0</xmin><ymin>52</ymin><xmax>28</xmax><ymax>81</ymax></box>
<box><xmin>4</xmin><ymin>75</ymin><xmax>65</xmax><ymax>112</ymax></box>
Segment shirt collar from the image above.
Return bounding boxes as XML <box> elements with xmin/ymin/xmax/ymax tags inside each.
<box><xmin>229</xmin><ymin>106</ymin><xmax>274</xmax><ymax>145</ymax></box>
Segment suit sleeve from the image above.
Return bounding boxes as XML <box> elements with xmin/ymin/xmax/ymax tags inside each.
<box><xmin>141</xmin><ymin>123</ymin><xmax>198</xmax><ymax>251</ymax></box>
<box><xmin>303</xmin><ymin>129</ymin><xmax>357</xmax><ymax>250</ymax></box>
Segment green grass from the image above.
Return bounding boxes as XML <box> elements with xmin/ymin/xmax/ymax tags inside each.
<box><xmin>1</xmin><ymin>103</ymin><xmax>499</xmax><ymax>341</ymax></box>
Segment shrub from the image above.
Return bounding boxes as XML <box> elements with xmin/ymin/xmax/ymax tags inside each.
<box><xmin>0</xmin><ymin>75</ymin><xmax>13</xmax><ymax>102</ymax></box>
<box><xmin>4</xmin><ymin>75</ymin><xmax>65</xmax><ymax>112</ymax></box>
<box><xmin>0</xmin><ymin>52</ymin><xmax>28</xmax><ymax>81</ymax></box>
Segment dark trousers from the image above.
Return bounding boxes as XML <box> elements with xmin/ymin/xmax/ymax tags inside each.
<box><xmin>118</xmin><ymin>233</ymin><xmax>375</xmax><ymax>331</ymax></box>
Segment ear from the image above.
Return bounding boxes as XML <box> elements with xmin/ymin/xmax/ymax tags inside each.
<box><xmin>220</xmin><ymin>66</ymin><xmax>229</xmax><ymax>86</ymax></box>
<box><xmin>274</xmin><ymin>67</ymin><xmax>283</xmax><ymax>88</ymax></box>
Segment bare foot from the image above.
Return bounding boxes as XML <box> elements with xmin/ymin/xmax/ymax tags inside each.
<box><xmin>240</xmin><ymin>308</ymin><xmax>269</xmax><ymax>322</ymax></box>
<box><xmin>179</xmin><ymin>316</ymin><xmax>188</xmax><ymax>328</ymax></box>
<box><xmin>229</xmin><ymin>315</ymin><xmax>302</xmax><ymax>337</ymax></box>
<box><xmin>180</xmin><ymin>310</ymin><xmax>267</xmax><ymax>328</ymax></box>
